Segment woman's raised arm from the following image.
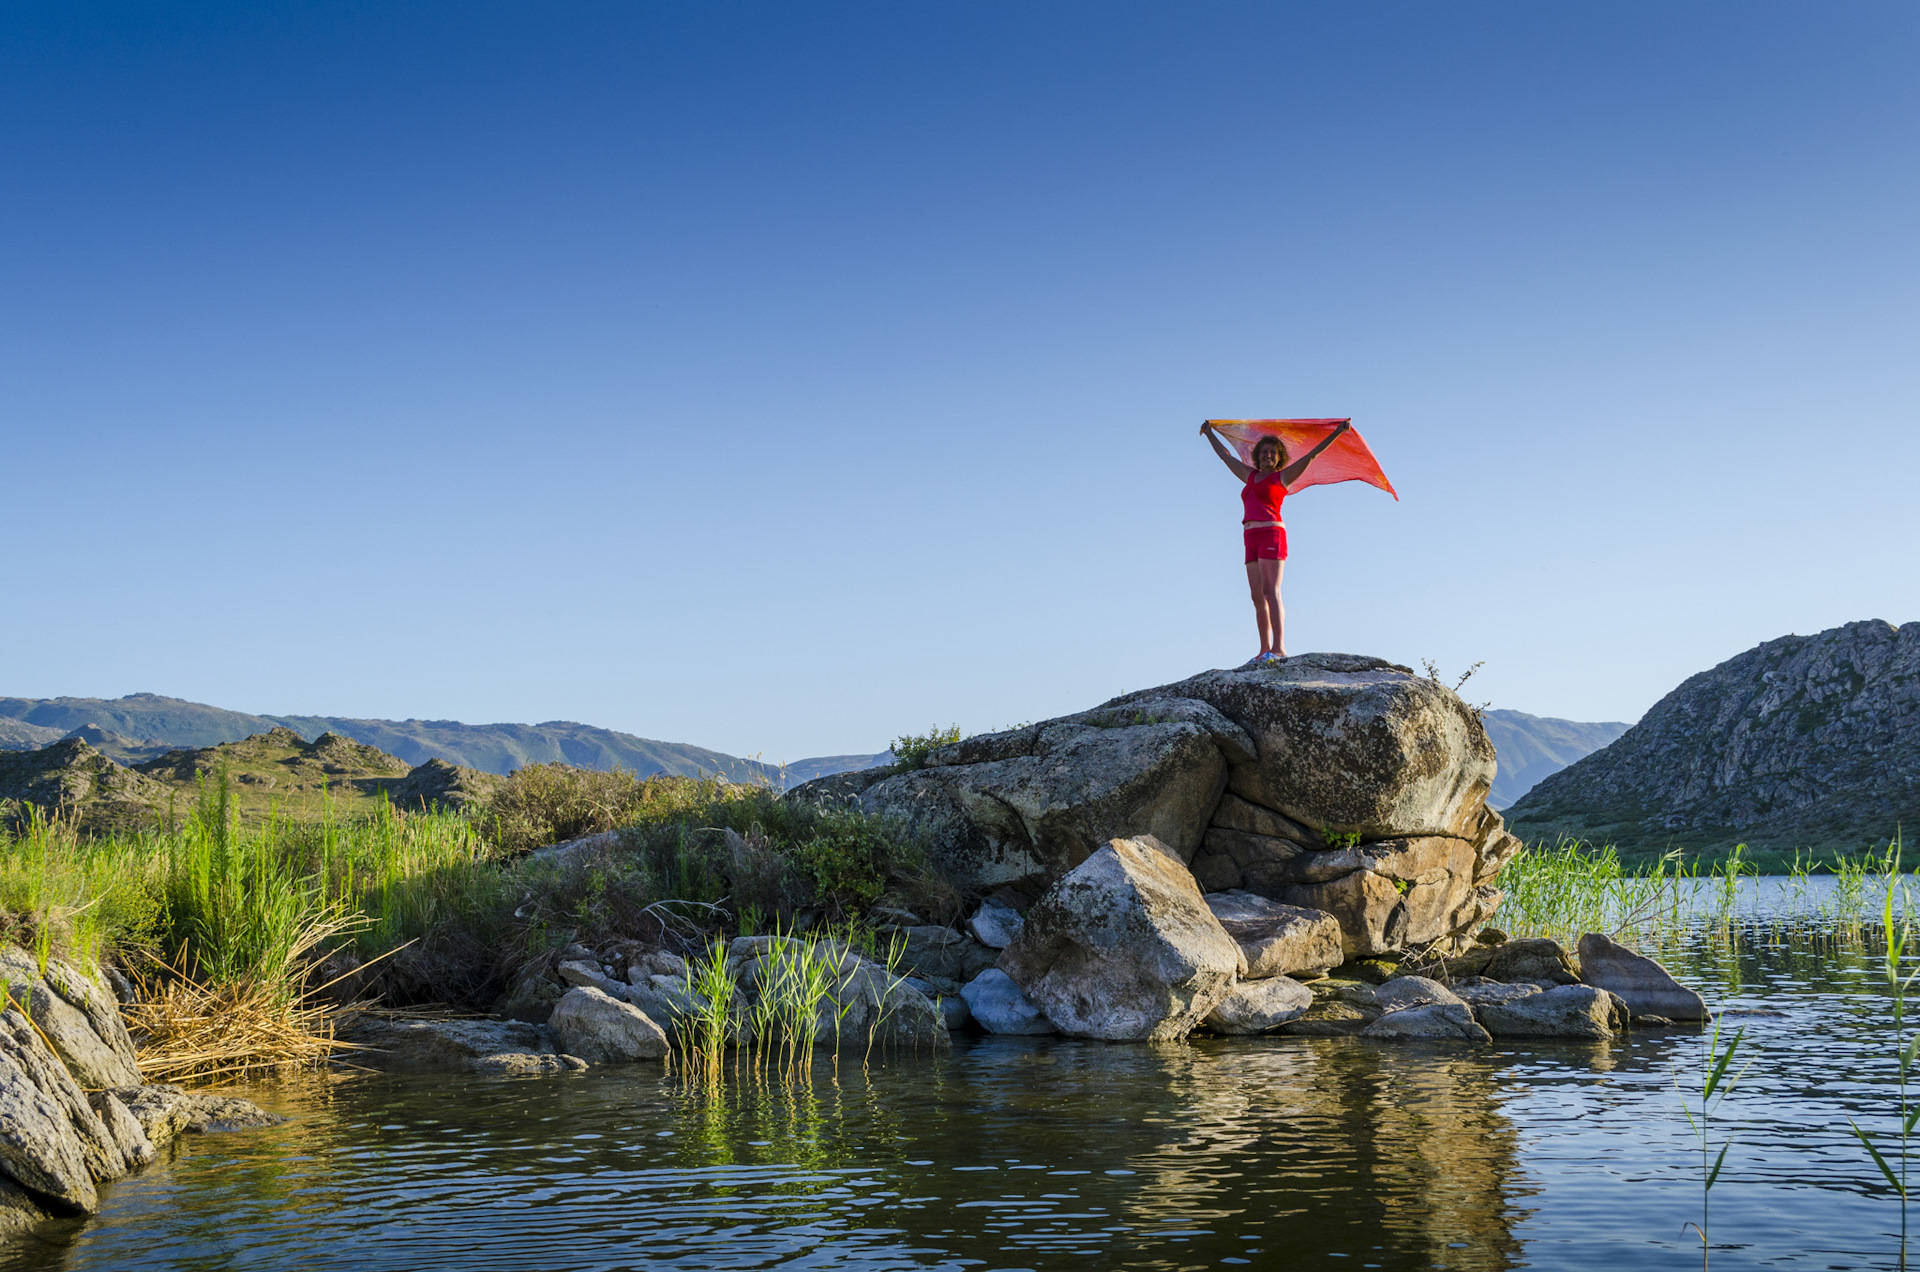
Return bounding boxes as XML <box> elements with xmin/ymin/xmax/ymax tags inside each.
<box><xmin>1278</xmin><ymin>420</ymin><xmax>1351</xmax><ymax>488</ymax></box>
<box><xmin>1200</xmin><ymin>422</ymin><xmax>1252</xmax><ymax>481</ymax></box>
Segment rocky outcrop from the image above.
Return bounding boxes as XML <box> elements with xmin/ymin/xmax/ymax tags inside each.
<box><xmin>1508</xmin><ymin>620</ymin><xmax>1920</xmax><ymax>852</ymax></box>
<box><xmin>998</xmin><ymin>836</ymin><xmax>1244</xmax><ymax>1041</ymax></box>
<box><xmin>794</xmin><ymin>657</ymin><xmax>1512</xmax><ymax>968</ymax></box>
<box><xmin>384</xmin><ymin>757</ymin><xmax>501</xmax><ymax>812</ymax></box>
<box><xmin>0</xmin><ymin>739</ymin><xmax>167</xmax><ymax>834</ymax></box>
<box><xmin>0</xmin><ymin>948</ymin><xmax>278</xmax><ymax>1242</ymax></box>
<box><xmin>795</xmin><ymin>654</ymin><xmax>1521</xmax><ymax>961</ymax></box>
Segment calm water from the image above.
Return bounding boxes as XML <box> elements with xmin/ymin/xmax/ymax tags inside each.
<box><xmin>14</xmin><ymin>880</ymin><xmax>1920</xmax><ymax>1271</ymax></box>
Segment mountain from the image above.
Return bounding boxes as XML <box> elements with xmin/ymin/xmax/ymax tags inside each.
<box><xmin>0</xmin><ymin>693</ymin><xmax>868</xmax><ymax>787</ymax></box>
<box><xmin>1506</xmin><ymin>620</ymin><xmax>1920</xmax><ymax>854</ymax></box>
<box><xmin>1481</xmin><ymin>710</ymin><xmax>1630</xmax><ymax>809</ymax></box>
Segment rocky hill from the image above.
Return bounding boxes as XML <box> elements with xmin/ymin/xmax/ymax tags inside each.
<box><xmin>0</xmin><ymin>739</ymin><xmax>171</xmax><ymax>835</ymax></box>
<box><xmin>1506</xmin><ymin>620</ymin><xmax>1920</xmax><ymax>853</ymax></box>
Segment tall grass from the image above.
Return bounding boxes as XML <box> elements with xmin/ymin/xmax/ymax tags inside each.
<box><xmin>1849</xmin><ymin>837</ymin><xmax>1918</xmax><ymax>1265</ymax></box>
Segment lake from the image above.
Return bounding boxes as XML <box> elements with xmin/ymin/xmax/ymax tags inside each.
<box><xmin>10</xmin><ymin>877</ymin><xmax>1916</xmax><ymax>1271</ymax></box>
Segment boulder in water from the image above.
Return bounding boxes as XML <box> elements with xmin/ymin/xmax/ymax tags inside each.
<box><xmin>999</xmin><ymin>836</ymin><xmax>1243</xmax><ymax>1041</ymax></box>
<box><xmin>1577</xmin><ymin>933</ymin><xmax>1708</xmax><ymax>1021</ymax></box>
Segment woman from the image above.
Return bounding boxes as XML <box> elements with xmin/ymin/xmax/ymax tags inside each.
<box><xmin>1200</xmin><ymin>419</ymin><xmax>1351</xmax><ymax>663</ymax></box>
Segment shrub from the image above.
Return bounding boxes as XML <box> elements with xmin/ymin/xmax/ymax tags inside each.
<box><xmin>889</xmin><ymin>725</ymin><xmax>963</xmax><ymax>772</ymax></box>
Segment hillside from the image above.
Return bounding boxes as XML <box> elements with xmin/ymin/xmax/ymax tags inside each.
<box><xmin>1507</xmin><ymin>619</ymin><xmax>1920</xmax><ymax>854</ymax></box>
<box><xmin>0</xmin><ymin>694</ymin><xmax>777</xmax><ymax>782</ymax></box>
<box><xmin>1481</xmin><ymin>710</ymin><xmax>1630</xmax><ymax>808</ymax></box>
<box><xmin>1</xmin><ymin>728</ymin><xmax>500</xmax><ymax>831</ymax></box>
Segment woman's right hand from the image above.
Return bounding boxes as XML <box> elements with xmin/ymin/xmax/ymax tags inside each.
<box><xmin>1199</xmin><ymin>420</ymin><xmax>1213</xmax><ymax>435</ymax></box>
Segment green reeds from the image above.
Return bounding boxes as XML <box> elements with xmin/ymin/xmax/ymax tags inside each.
<box><xmin>1849</xmin><ymin>836</ymin><xmax>1917</xmax><ymax>1265</ymax></box>
<box><xmin>1496</xmin><ymin>838</ymin><xmax>1699</xmax><ymax>941</ymax></box>
<box><xmin>1678</xmin><ymin>1020</ymin><xmax>1749</xmax><ymax>1270</ymax></box>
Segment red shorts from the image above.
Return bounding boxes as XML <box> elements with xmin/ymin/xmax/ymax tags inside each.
<box><xmin>1244</xmin><ymin>524</ymin><xmax>1288</xmax><ymax>563</ymax></box>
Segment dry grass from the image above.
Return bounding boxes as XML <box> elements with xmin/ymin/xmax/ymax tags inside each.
<box><xmin>127</xmin><ymin>909</ymin><xmax>376</xmax><ymax>1084</ymax></box>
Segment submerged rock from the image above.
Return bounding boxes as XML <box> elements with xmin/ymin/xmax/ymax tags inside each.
<box><xmin>999</xmin><ymin>836</ymin><xmax>1242</xmax><ymax>1041</ymax></box>
<box><xmin>345</xmin><ymin>1016</ymin><xmax>588</xmax><ymax>1074</ymax></box>
<box><xmin>1577</xmin><ymin>933</ymin><xmax>1708</xmax><ymax>1021</ymax></box>
<box><xmin>1204</xmin><ymin>976</ymin><xmax>1314</xmax><ymax>1035</ymax></box>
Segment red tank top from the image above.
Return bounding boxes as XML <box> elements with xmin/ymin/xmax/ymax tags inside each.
<box><xmin>1241</xmin><ymin>472</ymin><xmax>1287</xmax><ymax>522</ymax></box>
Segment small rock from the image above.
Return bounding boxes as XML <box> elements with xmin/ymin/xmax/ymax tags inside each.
<box><xmin>1205</xmin><ymin>976</ymin><xmax>1314</xmax><ymax>1035</ymax></box>
<box><xmin>870</xmin><ymin>906</ymin><xmax>923</xmax><ymax>926</ymax></box>
<box><xmin>557</xmin><ymin>960</ymin><xmax>631</xmax><ymax>1000</ymax></box>
<box><xmin>1483</xmin><ymin>937</ymin><xmax>1579</xmax><ymax>987</ymax></box>
<box><xmin>548</xmin><ymin>987</ymin><xmax>669</xmax><ymax>1063</ymax></box>
<box><xmin>1279</xmin><ymin>1000</ymin><xmax>1377</xmax><ymax>1036</ymax></box>
<box><xmin>895</xmin><ymin>927</ymin><xmax>999</xmax><ymax>984</ymax></box>
<box><xmin>967</xmin><ymin>897</ymin><xmax>1026</xmax><ymax>950</ymax></box>
<box><xmin>1477</xmin><ymin>927</ymin><xmax>1509</xmax><ymax>945</ymax></box>
<box><xmin>87</xmin><ymin>1091</ymin><xmax>154</xmax><ymax>1169</ymax></box>
<box><xmin>107</xmin><ymin>1084</ymin><xmax>282</xmax><ymax>1147</ymax></box>
<box><xmin>560</xmin><ymin>943</ymin><xmax>596</xmax><ymax>963</ymax></box>
<box><xmin>1633</xmin><ymin>1015</ymin><xmax>1676</xmax><ymax>1027</ymax></box>
<box><xmin>1204</xmin><ymin>891</ymin><xmax>1343</xmax><ymax>978</ymax></box>
<box><xmin>1362</xmin><ymin>1002</ymin><xmax>1490</xmax><ymax>1043</ymax></box>
<box><xmin>1340</xmin><ymin>958</ymin><xmax>1402</xmax><ymax>986</ymax></box>
<box><xmin>959</xmin><ymin>970</ymin><xmax>1054</xmax><ymax>1035</ymax></box>
<box><xmin>933</xmin><ymin>993</ymin><xmax>970</xmax><ymax>1031</ymax></box>
<box><xmin>1375</xmin><ymin>976</ymin><xmax>1463</xmax><ymax>1013</ymax></box>
<box><xmin>1453</xmin><ymin>980</ymin><xmax>1541</xmax><ymax>1010</ymax></box>
<box><xmin>1577</xmin><ymin>933</ymin><xmax>1708</xmax><ymax>1021</ymax></box>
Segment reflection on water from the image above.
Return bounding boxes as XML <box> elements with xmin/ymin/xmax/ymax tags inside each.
<box><xmin>12</xmin><ymin>911</ymin><xmax>1920</xmax><ymax>1271</ymax></box>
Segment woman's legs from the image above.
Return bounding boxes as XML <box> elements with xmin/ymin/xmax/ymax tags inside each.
<box><xmin>1245</xmin><ymin>557</ymin><xmax>1286</xmax><ymax>654</ymax></box>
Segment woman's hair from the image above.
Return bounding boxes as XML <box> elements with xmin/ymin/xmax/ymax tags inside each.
<box><xmin>1252</xmin><ymin>435</ymin><xmax>1286</xmax><ymax>467</ymax></box>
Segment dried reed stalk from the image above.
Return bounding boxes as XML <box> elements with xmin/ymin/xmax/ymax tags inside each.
<box><xmin>127</xmin><ymin>909</ymin><xmax>392</xmax><ymax>1085</ymax></box>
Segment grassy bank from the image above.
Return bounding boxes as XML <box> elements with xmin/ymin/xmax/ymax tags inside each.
<box><xmin>0</xmin><ymin>765</ymin><xmax>945</xmax><ymax>1077</ymax></box>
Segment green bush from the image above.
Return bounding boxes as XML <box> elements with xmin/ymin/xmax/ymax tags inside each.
<box><xmin>889</xmin><ymin>725</ymin><xmax>963</xmax><ymax>772</ymax></box>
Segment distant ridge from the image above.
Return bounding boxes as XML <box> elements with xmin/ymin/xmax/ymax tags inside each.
<box><xmin>0</xmin><ymin>693</ymin><xmax>820</xmax><ymax>785</ymax></box>
<box><xmin>1481</xmin><ymin>709</ymin><xmax>1630</xmax><ymax>809</ymax></box>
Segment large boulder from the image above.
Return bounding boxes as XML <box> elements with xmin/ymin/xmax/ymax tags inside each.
<box><xmin>998</xmin><ymin>837</ymin><xmax>1243</xmax><ymax>1041</ymax></box>
<box><xmin>1204</xmin><ymin>891</ymin><xmax>1343</xmax><ymax>978</ymax></box>
<box><xmin>1577</xmin><ymin>933</ymin><xmax>1709</xmax><ymax>1020</ymax></box>
<box><xmin>793</xmin><ymin>654</ymin><xmax>1518</xmax><ymax>961</ymax></box>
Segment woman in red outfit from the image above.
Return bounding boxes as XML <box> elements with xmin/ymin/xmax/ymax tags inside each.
<box><xmin>1200</xmin><ymin>419</ymin><xmax>1351</xmax><ymax>663</ymax></box>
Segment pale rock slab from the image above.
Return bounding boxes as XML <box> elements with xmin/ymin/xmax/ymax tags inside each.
<box><xmin>999</xmin><ymin>837</ymin><xmax>1243</xmax><ymax>1041</ymax></box>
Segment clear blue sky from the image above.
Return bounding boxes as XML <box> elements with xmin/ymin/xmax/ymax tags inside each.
<box><xmin>3</xmin><ymin>2</ymin><xmax>1915</xmax><ymax>762</ymax></box>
